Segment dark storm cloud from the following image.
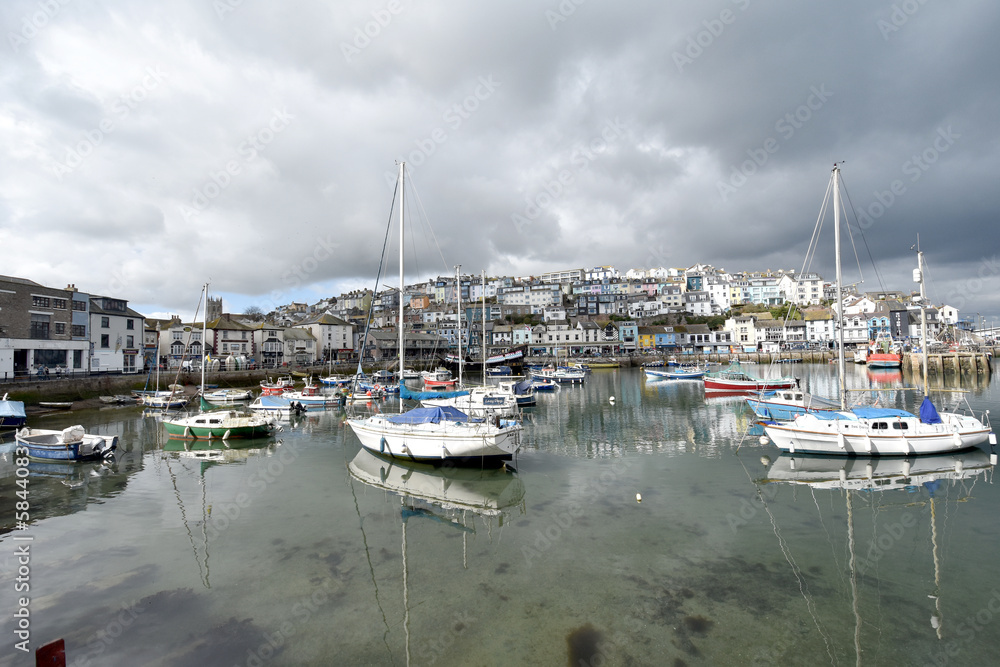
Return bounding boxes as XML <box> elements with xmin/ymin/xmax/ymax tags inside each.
<box><xmin>1</xmin><ymin>0</ymin><xmax>998</xmax><ymax>318</ymax></box>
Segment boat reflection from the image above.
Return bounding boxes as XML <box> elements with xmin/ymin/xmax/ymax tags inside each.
<box><xmin>761</xmin><ymin>448</ymin><xmax>994</xmax><ymax>491</ymax></box>
<box><xmin>866</xmin><ymin>367</ymin><xmax>904</xmax><ymax>387</ymax></box>
<box><xmin>348</xmin><ymin>448</ymin><xmax>525</xmax><ymax>519</ymax></box>
<box><xmin>162</xmin><ymin>437</ymin><xmax>280</xmax><ymax>465</ymax></box>
<box><xmin>756</xmin><ymin>448</ymin><xmax>994</xmax><ymax>655</ymax></box>
<box><xmin>348</xmin><ymin>448</ymin><xmax>525</xmax><ymax>666</ymax></box>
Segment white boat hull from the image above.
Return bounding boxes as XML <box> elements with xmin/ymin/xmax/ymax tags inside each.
<box><xmin>764</xmin><ymin>413</ymin><xmax>991</xmax><ymax>455</ymax></box>
<box><xmin>347</xmin><ymin>415</ymin><xmax>522</xmax><ymax>461</ymax></box>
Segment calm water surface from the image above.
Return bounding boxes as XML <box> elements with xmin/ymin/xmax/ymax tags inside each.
<box><xmin>2</xmin><ymin>363</ymin><xmax>999</xmax><ymax>666</ymax></box>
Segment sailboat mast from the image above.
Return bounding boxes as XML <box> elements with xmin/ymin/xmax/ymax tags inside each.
<box><xmin>833</xmin><ymin>165</ymin><xmax>847</xmax><ymax>410</ymax></box>
<box><xmin>456</xmin><ymin>264</ymin><xmax>462</xmax><ymax>387</ymax></box>
<box><xmin>917</xmin><ymin>247</ymin><xmax>929</xmax><ymax>397</ymax></box>
<box><xmin>398</xmin><ymin>162</ymin><xmax>405</xmax><ymax>379</ymax></box>
<box><xmin>482</xmin><ymin>269</ymin><xmax>487</xmax><ymax>378</ymax></box>
<box><xmin>201</xmin><ymin>283</ymin><xmax>208</xmax><ymax>395</ymax></box>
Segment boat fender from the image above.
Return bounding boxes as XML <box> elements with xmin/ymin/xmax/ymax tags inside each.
<box><xmin>380</xmin><ymin>436</ymin><xmax>387</xmax><ymax>453</ymax></box>
<box><xmin>223</xmin><ymin>429</ymin><xmax>231</xmax><ymax>440</ymax></box>
<box><xmin>183</xmin><ymin>426</ymin><xmax>191</xmax><ymax>438</ymax></box>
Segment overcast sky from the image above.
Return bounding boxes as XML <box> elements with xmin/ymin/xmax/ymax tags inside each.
<box><xmin>3</xmin><ymin>0</ymin><xmax>999</xmax><ymax>326</ymax></box>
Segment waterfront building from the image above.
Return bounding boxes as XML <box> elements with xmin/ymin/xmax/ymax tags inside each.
<box><xmin>0</xmin><ymin>276</ymin><xmax>91</xmax><ymax>378</ymax></box>
<box><xmin>88</xmin><ymin>295</ymin><xmax>145</xmax><ymax>374</ymax></box>
<box><xmin>299</xmin><ymin>312</ymin><xmax>354</xmax><ymax>361</ymax></box>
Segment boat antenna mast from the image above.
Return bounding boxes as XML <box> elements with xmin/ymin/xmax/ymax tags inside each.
<box><xmin>456</xmin><ymin>264</ymin><xmax>463</xmax><ymax>388</ymax></box>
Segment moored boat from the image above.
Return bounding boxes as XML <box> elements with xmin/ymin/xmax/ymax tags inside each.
<box><xmin>704</xmin><ymin>361</ymin><xmax>795</xmax><ymax>393</ymax></box>
<box><xmin>163</xmin><ymin>409</ymin><xmax>276</xmax><ymax>440</ymax></box>
<box><xmin>16</xmin><ymin>425</ymin><xmax>118</xmax><ymax>461</ymax></box>
<box><xmin>1</xmin><ymin>393</ymin><xmax>27</xmax><ymax>429</ymax></box>
<box><xmin>761</xmin><ymin>166</ymin><xmax>994</xmax><ymax>456</ymax></box>
<box><xmin>201</xmin><ymin>388</ymin><xmax>254</xmax><ymax>403</ymax></box>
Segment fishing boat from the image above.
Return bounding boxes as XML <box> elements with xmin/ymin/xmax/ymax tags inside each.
<box><xmin>644</xmin><ymin>364</ymin><xmax>706</xmax><ymax>380</ymax></box>
<box><xmin>260</xmin><ymin>375</ymin><xmax>296</xmax><ymax>395</ymax></box>
<box><xmin>421</xmin><ymin>367</ymin><xmax>456</xmax><ymax>389</ymax></box>
<box><xmin>1</xmin><ymin>393</ymin><xmax>27</xmax><ymax>429</ymax></box>
<box><xmin>15</xmin><ymin>425</ymin><xmax>117</xmax><ymax>461</ymax></box>
<box><xmin>346</xmin><ymin>162</ymin><xmax>523</xmax><ymax>463</ymax></box>
<box><xmin>529</xmin><ymin>376</ymin><xmax>557</xmax><ymax>392</ymax></box>
<box><xmin>763</xmin><ymin>166</ymin><xmax>994</xmax><ymax>456</ymax></box>
<box><xmin>866</xmin><ymin>331</ymin><xmax>902</xmax><ymax>368</ymax></box>
<box><xmin>704</xmin><ymin>360</ymin><xmax>795</xmax><ymax>393</ymax></box>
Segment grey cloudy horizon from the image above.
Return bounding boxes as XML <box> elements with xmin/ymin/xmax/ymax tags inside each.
<box><xmin>3</xmin><ymin>0</ymin><xmax>999</xmax><ymax>325</ymax></box>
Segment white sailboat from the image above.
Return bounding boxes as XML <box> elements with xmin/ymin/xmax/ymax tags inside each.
<box><xmin>763</xmin><ymin>165</ymin><xmax>993</xmax><ymax>455</ymax></box>
<box><xmin>347</xmin><ymin>163</ymin><xmax>523</xmax><ymax>463</ymax></box>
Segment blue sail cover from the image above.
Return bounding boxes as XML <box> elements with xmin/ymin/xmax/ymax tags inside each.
<box><xmin>919</xmin><ymin>396</ymin><xmax>943</xmax><ymax>424</ymax></box>
<box><xmin>386</xmin><ymin>406</ymin><xmax>470</xmax><ymax>424</ymax></box>
<box><xmin>0</xmin><ymin>398</ymin><xmax>26</xmax><ymax>419</ymax></box>
<box><xmin>513</xmin><ymin>380</ymin><xmax>532</xmax><ymax>395</ymax></box>
<box><xmin>399</xmin><ymin>382</ymin><xmax>469</xmax><ymax>401</ymax></box>
<box><xmin>809</xmin><ymin>407</ymin><xmax>913</xmax><ymax>421</ymax></box>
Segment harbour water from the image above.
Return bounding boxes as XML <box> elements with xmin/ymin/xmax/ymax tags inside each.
<box><xmin>2</xmin><ymin>363</ymin><xmax>999</xmax><ymax>666</ymax></box>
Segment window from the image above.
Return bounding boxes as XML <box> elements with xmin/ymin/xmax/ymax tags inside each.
<box><xmin>32</xmin><ymin>296</ymin><xmax>50</xmax><ymax>308</ymax></box>
<box><xmin>126</xmin><ymin>335</ymin><xmax>134</xmax><ymax>348</ymax></box>
<box><xmin>72</xmin><ymin>300</ymin><xmax>86</xmax><ymax>311</ymax></box>
<box><xmin>101</xmin><ymin>317</ymin><xmax>110</xmax><ymax>328</ymax></box>
<box><xmin>172</xmin><ymin>331</ymin><xmax>183</xmax><ymax>340</ymax></box>
<box><xmin>891</xmin><ymin>422</ymin><xmax>909</xmax><ymax>430</ymax></box>
<box><xmin>54</xmin><ymin>322</ymin><xmax>66</xmax><ymax>335</ymax></box>
<box><xmin>71</xmin><ymin>325</ymin><xmax>86</xmax><ymax>337</ymax></box>
<box><xmin>30</xmin><ymin>314</ymin><xmax>50</xmax><ymax>339</ymax></box>
<box><xmin>101</xmin><ymin>334</ymin><xmax>110</xmax><ymax>348</ymax></box>
<box><xmin>53</xmin><ymin>298</ymin><xmax>67</xmax><ymax>309</ymax></box>
<box><xmin>223</xmin><ymin>331</ymin><xmax>229</xmax><ymax>339</ymax></box>
<box><xmin>126</xmin><ymin>319</ymin><xmax>134</xmax><ymax>330</ymax></box>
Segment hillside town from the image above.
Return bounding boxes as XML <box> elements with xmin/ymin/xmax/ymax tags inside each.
<box><xmin>0</xmin><ymin>264</ymin><xmax>988</xmax><ymax>379</ymax></box>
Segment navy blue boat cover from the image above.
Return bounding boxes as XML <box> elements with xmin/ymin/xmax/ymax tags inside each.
<box><xmin>385</xmin><ymin>406</ymin><xmax>470</xmax><ymax>424</ymax></box>
<box><xmin>919</xmin><ymin>396</ymin><xmax>943</xmax><ymax>424</ymax></box>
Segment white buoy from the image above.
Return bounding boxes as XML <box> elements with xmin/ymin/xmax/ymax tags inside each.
<box><xmin>635</xmin><ymin>493</ymin><xmax>642</xmax><ymax>503</ymax></box>
<box><xmin>609</xmin><ymin>396</ymin><xmax>615</xmax><ymax>403</ymax></box>
<box><xmin>758</xmin><ymin>436</ymin><xmax>769</xmax><ymax>446</ymax></box>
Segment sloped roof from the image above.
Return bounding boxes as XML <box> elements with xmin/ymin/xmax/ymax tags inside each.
<box><xmin>303</xmin><ymin>312</ymin><xmax>353</xmax><ymax>326</ymax></box>
<box><xmin>282</xmin><ymin>327</ymin><xmax>316</xmax><ymax>341</ymax></box>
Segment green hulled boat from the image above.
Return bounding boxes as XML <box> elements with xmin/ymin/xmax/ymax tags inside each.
<box><xmin>163</xmin><ymin>409</ymin><xmax>275</xmax><ymax>440</ymax></box>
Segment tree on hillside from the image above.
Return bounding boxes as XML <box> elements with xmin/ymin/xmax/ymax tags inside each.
<box><xmin>243</xmin><ymin>305</ymin><xmax>265</xmax><ymax>322</ymax></box>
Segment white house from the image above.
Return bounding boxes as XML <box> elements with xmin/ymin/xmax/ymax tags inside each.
<box><xmin>89</xmin><ymin>295</ymin><xmax>145</xmax><ymax>373</ymax></box>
